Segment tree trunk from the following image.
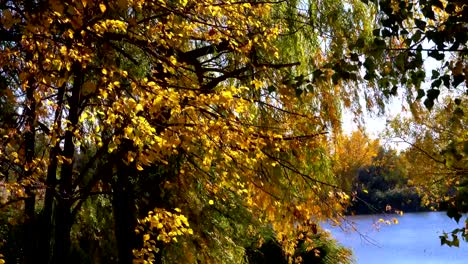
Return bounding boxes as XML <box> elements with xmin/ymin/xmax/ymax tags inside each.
<box><xmin>113</xmin><ymin>159</ymin><xmax>138</xmax><ymax>264</ymax></box>
<box><xmin>52</xmin><ymin>64</ymin><xmax>83</xmax><ymax>263</ymax></box>
<box><xmin>39</xmin><ymin>77</ymin><xmax>65</xmax><ymax>264</ymax></box>
<box><xmin>23</xmin><ymin>72</ymin><xmax>37</xmax><ymax>264</ymax></box>
<box><xmin>38</xmin><ymin>148</ymin><xmax>59</xmax><ymax>264</ymax></box>
<box><xmin>23</xmin><ymin>190</ymin><xmax>36</xmax><ymax>264</ymax></box>
<box><xmin>51</xmin><ymin>199</ymin><xmax>73</xmax><ymax>264</ymax></box>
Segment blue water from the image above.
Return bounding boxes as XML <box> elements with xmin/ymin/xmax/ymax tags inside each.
<box><xmin>326</xmin><ymin>212</ymin><xmax>468</xmax><ymax>264</ymax></box>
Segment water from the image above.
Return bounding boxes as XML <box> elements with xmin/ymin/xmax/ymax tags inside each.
<box><xmin>326</xmin><ymin>212</ymin><xmax>468</xmax><ymax>264</ymax></box>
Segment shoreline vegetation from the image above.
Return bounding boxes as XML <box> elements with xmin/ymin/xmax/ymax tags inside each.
<box><xmin>333</xmin><ymin>132</ymin><xmax>432</xmax><ymax>216</ymax></box>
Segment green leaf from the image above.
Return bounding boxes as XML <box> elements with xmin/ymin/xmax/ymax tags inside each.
<box><xmin>424</xmin><ymin>98</ymin><xmax>434</xmax><ymax>110</ymax></box>
<box><xmin>313</xmin><ymin>69</ymin><xmax>323</xmax><ymax>78</ymax></box>
<box><xmin>454</xmin><ymin>107</ymin><xmax>464</xmax><ymax>117</ymax></box>
<box><xmin>412</xmin><ymin>30</ymin><xmax>423</xmax><ymax>42</ymax></box>
<box><xmin>382</xmin><ymin>29</ymin><xmax>392</xmax><ymax>37</ymax></box>
<box><xmin>422</xmin><ymin>5</ymin><xmax>435</xmax><ymax>20</ymax></box>
<box><xmin>441</xmin><ymin>75</ymin><xmax>451</xmax><ymax>87</ymax></box>
<box><xmin>453</xmin><ymin>75</ymin><xmax>465</xmax><ymax>88</ymax></box>
<box><xmin>414</xmin><ymin>19</ymin><xmax>426</xmax><ymax>31</ymax></box>
<box><xmin>390</xmin><ymin>86</ymin><xmax>398</xmax><ymax>96</ymax></box>
<box><xmin>267</xmin><ymin>85</ymin><xmax>276</xmax><ymax>93</ymax></box>
<box><xmin>295</xmin><ymin>88</ymin><xmax>303</xmax><ymax>97</ymax></box>
<box><xmin>452</xmin><ymin>234</ymin><xmax>460</xmax><ymax>247</ymax></box>
<box><xmin>395</xmin><ymin>53</ymin><xmax>407</xmax><ymax>71</ymax></box>
<box><xmin>440</xmin><ymin>234</ymin><xmax>448</xmax><ymax>246</ymax></box>
<box><xmin>416</xmin><ymin>89</ymin><xmax>425</xmax><ymax>100</ymax></box>
<box><xmin>373</xmin><ymin>38</ymin><xmax>386</xmax><ymax>49</ymax></box>
<box><xmin>372</xmin><ymin>29</ymin><xmax>380</xmax><ymax>37</ymax></box>
<box><xmin>400</xmin><ymin>28</ymin><xmax>409</xmax><ymax>35</ymax></box>
<box><xmin>363</xmin><ymin>58</ymin><xmax>376</xmax><ymax>71</ymax></box>
<box><xmin>431</xmin><ymin>0</ymin><xmax>444</xmax><ymax>9</ymax></box>
<box><xmin>428</xmin><ymin>50</ymin><xmax>445</xmax><ymax>61</ymax></box>
<box><xmin>355</xmin><ymin>37</ymin><xmax>366</xmax><ymax>48</ymax></box>
<box><xmin>447</xmin><ymin>207</ymin><xmax>462</xmax><ymax>223</ymax></box>
<box><xmin>431</xmin><ymin>79</ymin><xmax>441</xmax><ymax>89</ymax></box>
<box><xmin>350</xmin><ymin>53</ymin><xmax>360</xmax><ymax>62</ymax></box>
<box><xmin>426</xmin><ymin>89</ymin><xmax>440</xmax><ymax>100</ymax></box>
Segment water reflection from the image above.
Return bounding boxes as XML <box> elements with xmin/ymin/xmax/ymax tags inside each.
<box><xmin>326</xmin><ymin>212</ymin><xmax>468</xmax><ymax>264</ymax></box>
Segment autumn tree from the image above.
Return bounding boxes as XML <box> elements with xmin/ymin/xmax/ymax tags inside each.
<box><xmin>386</xmin><ymin>99</ymin><xmax>467</xmax><ymax>244</ymax></box>
<box><xmin>362</xmin><ymin>0</ymin><xmax>468</xmax><ymax>245</ymax></box>
<box><xmin>0</xmin><ymin>0</ymin><xmax>383</xmax><ymax>263</ymax></box>
<box><xmin>332</xmin><ymin>130</ymin><xmax>380</xmax><ymax>191</ymax></box>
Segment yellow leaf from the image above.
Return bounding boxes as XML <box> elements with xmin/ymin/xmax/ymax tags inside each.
<box><xmin>136</xmin><ymin>164</ymin><xmax>144</xmax><ymax>171</ymax></box>
<box><xmin>67</xmin><ymin>29</ymin><xmax>74</xmax><ymax>39</ymax></box>
<box><xmin>99</xmin><ymin>3</ymin><xmax>107</xmax><ymax>13</ymax></box>
<box><xmin>60</xmin><ymin>46</ymin><xmax>67</xmax><ymax>56</ymax></box>
<box><xmin>208</xmin><ymin>200</ymin><xmax>214</xmax><ymax>205</ymax></box>
<box><xmin>143</xmin><ymin>234</ymin><xmax>150</xmax><ymax>241</ymax></box>
<box><xmin>135</xmin><ymin>104</ymin><xmax>144</xmax><ymax>112</ymax></box>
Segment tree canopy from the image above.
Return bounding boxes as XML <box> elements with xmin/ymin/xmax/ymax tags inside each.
<box><xmin>0</xmin><ymin>0</ymin><xmax>381</xmax><ymax>263</ymax></box>
<box><xmin>370</xmin><ymin>0</ymin><xmax>468</xmax><ymax>246</ymax></box>
<box><xmin>0</xmin><ymin>0</ymin><xmax>466</xmax><ymax>263</ymax></box>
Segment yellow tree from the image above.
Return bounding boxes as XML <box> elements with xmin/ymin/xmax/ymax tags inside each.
<box><xmin>332</xmin><ymin>130</ymin><xmax>380</xmax><ymax>192</ymax></box>
<box><xmin>387</xmin><ymin>99</ymin><xmax>468</xmax><ymax>210</ymax></box>
<box><xmin>0</xmin><ymin>0</ymin><xmax>378</xmax><ymax>263</ymax></box>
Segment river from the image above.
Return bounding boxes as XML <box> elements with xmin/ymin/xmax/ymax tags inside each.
<box><xmin>326</xmin><ymin>212</ymin><xmax>468</xmax><ymax>264</ymax></box>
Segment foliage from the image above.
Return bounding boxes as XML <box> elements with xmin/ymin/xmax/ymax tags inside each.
<box><xmin>70</xmin><ymin>195</ymin><xmax>117</xmax><ymax>263</ymax></box>
<box><xmin>6</xmin><ymin>0</ymin><xmax>467</xmax><ymax>261</ymax></box>
<box><xmin>338</xmin><ymin>143</ymin><xmax>427</xmax><ymax>215</ymax></box>
<box><xmin>360</xmin><ymin>0</ymin><xmax>467</xmax><ymax>111</ymax></box>
<box><xmin>385</xmin><ymin>98</ymin><xmax>467</xmax><ymax>245</ymax></box>
<box><xmin>329</xmin><ymin>131</ymin><xmax>424</xmax><ymax>215</ymax></box>
<box><xmin>246</xmin><ymin>227</ymin><xmax>352</xmax><ymax>264</ymax></box>
<box><xmin>0</xmin><ymin>0</ymin><xmax>384</xmax><ymax>263</ymax></box>
<box><xmin>332</xmin><ymin>130</ymin><xmax>380</xmax><ymax>191</ymax></box>
<box><xmin>134</xmin><ymin>208</ymin><xmax>193</xmax><ymax>263</ymax></box>
<box><xmin>360</xmin><ymin>0</ymin><xmax>468</xmax><ymax>246</ymax></box>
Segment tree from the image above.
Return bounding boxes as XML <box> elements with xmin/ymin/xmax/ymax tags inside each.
<box><xmin>357</xmin><ymin>0</ymin><xmax>467</xmax><ymax>110</ymax></box>
<box><xmin>0</xmin><ymin>0</ymin><xmax>381</xmax><ymax>263</ymax></box>
<box><xmin>349</xmin><ymin>146</ymin><xmax>425</xmax><ymax>214</ymax></box>
<box><xmin>386</xmin><ymin>98</ymin><xmax>467</xmax><ymax>244</ymax></box>
<box><xmin>351</xmin><ymin>0</ymin><xmax>468</xmax><ymax>245</ymax></box>
<box><xmin>332</xmin><ymin>130</ymin><xmax>380</xmax><ymax>191</ymax></box>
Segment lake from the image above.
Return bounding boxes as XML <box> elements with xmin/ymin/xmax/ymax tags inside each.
<box><xmin>326</xmin><ymin>212</ymin><xmax>468</xmax><ymax>264</ymax></box>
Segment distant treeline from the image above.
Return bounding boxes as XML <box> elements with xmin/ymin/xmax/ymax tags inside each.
<box><xmin>347</xmin><ymin>165</ymin><xmax>429</xmax><ymax>215</ymax></box>
<box><xmin>340</xmin><ymin>146</ymin><xmax>431</xmax><ymax>215</ymax></box>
